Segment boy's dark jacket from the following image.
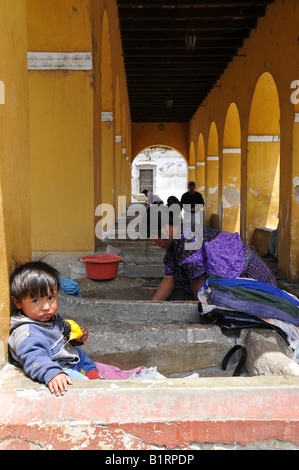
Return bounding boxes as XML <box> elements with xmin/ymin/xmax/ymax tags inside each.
<box><xmin>9</xmin><ymin>312</ymin><xmax>81</xmax><ymax>385</ymax></box>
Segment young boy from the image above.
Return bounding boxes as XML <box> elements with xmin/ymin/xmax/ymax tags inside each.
<box><xmin>9</xmin><ymin>261</ymin><xmax>101</xmax><ymax>396</ymax></box>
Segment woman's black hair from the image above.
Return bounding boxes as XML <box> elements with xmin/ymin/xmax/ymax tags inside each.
<box><xmin>10</xmin><ymin>261</ymin><xmax>61</xmax><ymax>301</ymax></box>
<box><xmin>140</xmin><ymin>203</ymin><xmax>182</xmax><ymax>238</ymax></box>
<box><xmin>167</xmin><ymin>195</ymin><xmax>182</xmax><ymax>209</ymax></box>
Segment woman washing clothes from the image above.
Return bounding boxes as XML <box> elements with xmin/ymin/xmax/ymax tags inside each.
<box><xmin>142</xmin><ymin>203</ymin><xmax>277</xmax><ymax>301</ymax></box>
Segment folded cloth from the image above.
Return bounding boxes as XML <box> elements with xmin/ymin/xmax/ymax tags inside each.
<box><xmin>205</xmin><ymin>277</ymin><xmax>299</xmax><ymax>307</ymax></box>
<box><xmin>205</xmin><ymin>279</ymin><xmax>299</xmax><ymax>324</ymax></box>
<box><xmin>207</xmin><ymin>286</ymin><xmax>299</xmax><ymax>326</ymax></box>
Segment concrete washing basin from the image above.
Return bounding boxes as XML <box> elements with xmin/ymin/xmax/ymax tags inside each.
<box><xmin>58</xmin><ymin>274</ymin><xmax>299</xmax><ymax>378</ymax></box>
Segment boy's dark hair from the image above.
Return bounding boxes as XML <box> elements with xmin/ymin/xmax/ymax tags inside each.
<box><xmin>10</xmin><ymin>261</ymin><xmax>61</xmax><ymax>301</ymax></box>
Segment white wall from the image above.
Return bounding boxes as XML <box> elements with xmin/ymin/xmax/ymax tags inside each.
<box><xmin>132</xmin><ymin>147</ymin><xmax>188</xmax><ymax>204</ymax></box>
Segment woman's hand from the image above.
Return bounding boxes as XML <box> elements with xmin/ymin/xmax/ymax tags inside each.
<box><xmin>151</xmin><ymin>275</ymin><xmax>176</xmax><ymax>301</ymax></box>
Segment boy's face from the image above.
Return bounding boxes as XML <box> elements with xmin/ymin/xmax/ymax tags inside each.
<box><xmin>12</xmin><ymin>288</ymin><xmax>58</xmax><ymax>322</ymax></box>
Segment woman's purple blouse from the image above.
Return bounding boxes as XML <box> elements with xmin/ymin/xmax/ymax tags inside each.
<box><xmin>164</xmin><ymin>228</ymin><xmax>251</xmax><ymax>292</ymax></box>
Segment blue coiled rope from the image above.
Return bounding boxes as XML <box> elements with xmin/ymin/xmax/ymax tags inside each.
<box><xmin>59</xmin><ymin>277</ymin><xmax>81</xmax><ymax>297</ymax></box>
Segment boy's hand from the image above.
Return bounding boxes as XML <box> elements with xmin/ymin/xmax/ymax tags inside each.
<box><xmin>78</xmin><ymin>326</ymin><xmax>88</xmax><ymax>344</ymax></box>
<box><xmin>48</xmin><ymin>373</ymin><xmax>73</xmax><ymax>397</ymax></box>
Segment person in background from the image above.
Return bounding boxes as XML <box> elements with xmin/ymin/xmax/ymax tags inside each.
<box><xmin>180</xmin><ymin>181</ymin><xmax>204</xmax><ymax>223</ymax></box>
<box><xmin>181</xmin><ymin>181</ymin><xmax>205</xmax><ymax>210</ymax></box>
<box><xmin>142</xmin><ymin>189</ymin><xmax>163</xmax><ymax>206</ymax></box>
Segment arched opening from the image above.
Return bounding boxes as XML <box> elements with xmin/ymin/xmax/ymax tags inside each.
<box><xmin>206</xmin><ymin>122</ymin><xmax>219</xmax><ymax>229</ymax></box>
<box><xmin>222</xmin><ymin>103</ymin><xmax>241</xmax><ymax>233</ymax></box>
<box><xmin>131</xmin><ymin>146</ymin><xmax>188</xmax><ymax>204</ymax></box>
<box><xmin>247</xmin><ymin>72</ymin><xmax>280</xmax><ymax>257</ymax></box>
<box><xmin>101</xmin><ymin>10</ymin><xmax>114</xmax><ymax>216</ymax></box>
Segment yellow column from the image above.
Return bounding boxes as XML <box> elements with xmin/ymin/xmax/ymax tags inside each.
<box><xmin>101</xmin><ymin>115</ymin><xmax>115</xmax><ymax>209</ymax></box>
<box><xmin>115</xmin><ymin>77</ymin><xmax>122</xmax><ymax>214</ymax></box>
<box><xmin>206</xmin><ymin>123</ymin><xmax>219</xmax><ymax>228</ymax></box>
<box><xmin>188</xmin><ymin>142</ymin><xmax>196</xmax><ymax>182</ymax></box>
<box><xmin>196</xmin><ymin>163</ymin><xmax>205</xmax><ymax>196</ymax></box>
<box><xmin>100</xmin><ymin>10</ymin><xmax>115</xmax><ymax>230</ymax></box>
<box><xmin>0</xmin><ymin>0</ymin><xmax>31</xmax><ymax>360</ymax></box>
<box><xmin>290</xmin><ymin>111</ymin><xmax>299</xmax><ymax>280</ymax></box>
<box><xmin>188</xmin><ymin>166</ymin><xmax>196</xmax><ymax>182</ymax></box>
<box><xmin>221</xmin><ymin>149</ymin><xmax>241</xmax><ymax>233</ymax></box>
<box><xmin>206</xmin><ymin>157</ymin><xmax>219</xmax><ymax>228</ymax></box>
<box><xmin>196</xmin><ymin>134</ymin><xmax>206</xmax><ymax>199</ymax></box>
<box><xmin>120</xmin><ymin>108</ymin><xmax>128</xmax><ymax>210</ymax></box>
<box><xmin>222</xmin><ymin>103</ymin><xmax>241</xmax><ymax>233</ymax></box>
<box><xmin>115</xmin><ymin>134</ymin><xmax>122</xmax><ymax>212</ymax></box>
<box><xmin>126</xmin><ymin>159</ymin><xmax>132</xmax><ymax>205</ymax></box>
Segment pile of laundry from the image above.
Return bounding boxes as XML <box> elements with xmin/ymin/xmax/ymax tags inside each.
<box><xmin>198</xmin><ymin>276</ymin><xmax>299</xmax><ymax>364</ymax></box>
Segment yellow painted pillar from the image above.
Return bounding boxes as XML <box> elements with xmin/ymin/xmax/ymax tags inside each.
<box><xmin>122</xmin><ymin>151</ymin><xmax>128</xmax><ymax>208</ymax></box>
<box><xmin>290</xmin><ymin>110</ymin><xmax>299</xmax><ymax>280</ymax></box>
<box><xmin>100</xmin><ymin>10</ymin><xmax>115</xmax><ymax>230</ymax></box>
<box><xmin>196</xmin><ymin>163</ymin><xmax>205</xmax><ymax>196</ymax></box>
<box><xmin>125</xmin><ymin>124</ymin><xmax>132</xmax><ymax>207</ymax></box>
<box><xmin>120</xmin><ymin>107</ymin><xmax>128</xmax><ymax>210</ymax></box>
<box><xmin>126</xmin><ymin>159</ymin><xmax>132</xmax><ymax>205</ymax></box>
<box><xmin>188</xmin><ymin>166</ymin><xmax>196</xmax><ymax>183</ymax></box>
<box><xmin>196</xmin><ymin>134</ymin><xmax>205</xmax><ymax>199</ymax></box>
<box><xmin>206</xmin><ymin>123</ymin><xmax>219</xmax><ymax>229</ymax></box>
<box><xmin>115</xmin><ymin>78</ymin><xmax>122</xmax><ymax>215</ymax></box>
<box><xmin>221</xmin><ymin>149</ymin><xmax>241</xmax><ymax>233</ymax></box>
<box><xmin>115</xmin><ymin>134</ymin><xmax>122</xmax><ymax>212</ymax></box>
<box><xmin>221</xmin><ymin>104</ymin><xmax>241</xmax><ymax>233</ymax></box>
<box><xmin>188</xmin><ymin>142</ymin><xmax>196</xmax><ymax>182</ymax></box>
<box><xmin>0</xmin><ymin>0</ymin><xmax>31</xmax><ymax>360</ymax></box>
